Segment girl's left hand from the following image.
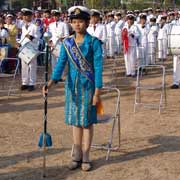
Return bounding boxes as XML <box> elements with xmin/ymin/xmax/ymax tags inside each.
<box><xmin>92</xmin><ymin>95</ymin><xmax>100</xmax><ymax>106</ymax></box>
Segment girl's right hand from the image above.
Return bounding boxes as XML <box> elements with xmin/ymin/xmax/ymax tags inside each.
<box><xmin>42</xmin><ymin>85</ymin><xmax>48</xmax><ymax>97</ymax></box>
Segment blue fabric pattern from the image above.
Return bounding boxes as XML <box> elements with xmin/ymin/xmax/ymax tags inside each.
<box><xmin>51</xmin><ymin>32</ymin><xmax>103</xmax><ymax>127</ymax></box>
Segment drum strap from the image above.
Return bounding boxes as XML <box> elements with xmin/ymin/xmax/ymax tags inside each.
<box><xmin>63</xmin><ymin>36</ymin><xmax>94</xmax><ymax>84</ymax></box>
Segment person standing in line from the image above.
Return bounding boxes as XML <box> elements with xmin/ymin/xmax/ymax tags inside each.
<box><xmin>147</xmin><ymin>15</ymin><xmax>158</xmax><ymax>64</ymax></box>
<box><xmin>47</xmin><ymin>10</ymin><xmax>69</xmax><ymax>71</ymax></box>
<box><xmin>42</xmin><ymin>6</ymin><xmax>103</xmax><ymax>171</ymax></box>
<box><xmin>17</xmin><ymin>8</ymin><xmax>40</xmax><ymax>91</ymax></box>
<box><xmin>122</xmin><ymin>14</ymin><xmax>140</xmax><ymax>77</ymax></box>
<box><xmin>87</xmin><ymin>9</ymin><xmax>107</xmax><ymax>59</ymax></box>
<box><xmin>137</xmin><ymin>13</ymin><xmax>150</xmax><ymax>66</ymax></box>
<box><xmin>114</xmin><ymin>12</ymin><xmax>124</xmax><ymax>55</ymax></box>
<box><xmin>106</xmin><ymin>12</ymin><xmax>116</xmax><ymax>58</ymax></box>
<box><xmin>157</xmin><ymin>14</ymin><xmax>169</xmax><ymax>62</ymax></box>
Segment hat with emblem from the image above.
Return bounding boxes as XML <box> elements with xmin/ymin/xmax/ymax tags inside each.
<box><xmin>68</xmin><ymin>6</ymin><xmax>91</xmax><ymax>20</ymax></box>
<box><xmin>90</xmin><ymin>9</ymin><xmax>101</xmax><ymax>16</ymax></box>
<box><xmin>127</xmin><ymin>14</ymin><xmax>135</xmax><ymax>20</ymax></box>
<box><xmin>21</xmin><ymin>8</ymin><xmax>33</xmax><ymax>16</ymax></box>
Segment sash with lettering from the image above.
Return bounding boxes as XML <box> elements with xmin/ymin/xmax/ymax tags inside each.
<box><xmin>63</xmin><ymin>36</ymin><xmax>94</xmax><ymax>84</ymax></box>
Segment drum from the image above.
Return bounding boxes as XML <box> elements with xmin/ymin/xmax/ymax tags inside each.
<box><xmin>52</xmin><ymin>41</ymin><xmax>62</xmax><ymax>58</ymax></box>
<box><xmin>168</xmin><ymin>25</ymin><xmax>180</xmax><ymax>55</ymax></box>
<box><xmin>18</xmin><ymin>41</ymin><xmax>40</xmax><ymax>64</ymax></box>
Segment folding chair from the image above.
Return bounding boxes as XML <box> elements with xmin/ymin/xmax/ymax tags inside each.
<box><xmin>92</xmin><ymin>87</ymin><xmax>121</xmax><ymax>160</ymax></box>
<box><xmin>71</xmin><ymin>87</ymin><xmax>121</xmax><ymax>161</ymax></box>
<box><xmin>0</xmin><ymin>57</ymin><xmax>20</xmax><ymax>97</ymax></box>
<box><xmin>134</xmin><ymin>65</ymin><xmax>167</xmax><ymax>113</ymax></box>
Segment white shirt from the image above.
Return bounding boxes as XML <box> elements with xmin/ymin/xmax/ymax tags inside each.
<box><xmin>157</xmin><ymin>23</ymin><xmax>169</xmax><ymax>40</ymax></box>
<box><xmin>114</xmin><ymin>19</ymin><xmax>124</xmax><ymax>35</ymax></box>
<box><xmin>20</xmin><ymin>21</ymin><xmax>40</xmax><ymax>48</ymax></box>
<box><xmin>106</xmin><ymin>21</ymin><xmax>116</xmax><ymax>37</ymax></box>
<box><xmin>87</xmin><ymin>23</ymin><xmax>107</xmax><ymax>43</ymax></box>
<box><xmin>148</xmin><ymin>24</ymin><xmax>158</xmax><ymax>43</ymax></box>
<box><xmin>137</xmin><ymin>24</ymin><xmax>150</xmax><ymax>45</ymax></box>
<box><xmin>48</xmin><ymin>20</ymin><xmax>69</xmax><ymax>45</ymax></box>
<box><xmin>122</xmin><ymin>23</ymin><xmax>140</xmax><ymax>47</ymax></box>
<box><xmin>0</xmin><ymin>28</ymin><xmax>9</xmax><ymax>39</ymax></box>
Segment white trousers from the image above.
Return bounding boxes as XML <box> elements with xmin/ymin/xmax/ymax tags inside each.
<box><xmin>115</xmin><ymin>35</ymin><xmax>122</xmax><ymax>54</ymax></box>
<box><xmin>137</xmin><ymin>43</ymin><xmax>148</xmax><ymax>66</ymax></box>
<box><xmin>158</xmin><ymin>39</ymin><xmax>168</xmax><ymax>59</ymax></box>
<box><xmin>21</xmin><ymin>58</ymin><xmax>37</xmax><ymax>86</ymax></box>
<box><xmin>106</xmin><ymin>36</ymin><xmax>115</xmax><ymax>57</ymax></box>
<box><xmin>124</xmin><ymin>46</ymin><xmax>137</xmax><ymax>75</ymax></box>
<box><xmin>173</xmin><ymin>55</ymin><xmax>180</xmax><ymax>85</ymax></box>
<box><xmin>148</xmin><ymin>42</ymin><xmax>156</xmax><ymax>64</ymax></box>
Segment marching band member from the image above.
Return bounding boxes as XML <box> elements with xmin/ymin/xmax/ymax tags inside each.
<box><xmin>43</xmin><ymin>5</ymin><xmax>103</xmax><ymax>171</ymax></box>
<box><xmin>122</xmin><ymin>14</ymin><xmax>140</xmax><ymax>77</ymax></box>
<box><xmin>147</xmin><ymin>15</ymin><xmax>158</xmax><ymax>64</ymax></box>
<box><xmin>47</xmin><ymin>10</ymin><xmax>69</xmax><ymax>71</ymax></box>
<box><xmin>5</xmin><ymin>14</ymin><xmax>18</xmax><ymax>57</ymax></box>
<box><xmin>157</xmin><ymin>14</ymin><xmax>169</xmax><ymax>62</ymax></box>
<box><xmin>87</xmin><ymin>9</ymin><xmax>107</xmax><ymax>58</ymax></box>
<box><xmin>0</xmin><ymin>18</ymin><xmax>9</xmax><ymax>45</ymax></box>
<box><xmin>42</xmin><ymin>10</ymin><xmax>54</xmax><ymax>32</ymax></box>
<box><xmin>106</xmin><ymin>12</ymin><xmax>116</xmax><ymax>58</ymax></box>
<box><xmin>171</xmin><ymin>55</ymin><xmax>180</xmax><ymax>89</ymax></box>
<box><xmin>18</xmin><ymin>8</ymin><xmax>40</xmax><ymax>91</ymax></box>
<box><xmin>114</xmin><ymin>12</ymin><xmax>124</xmax><ymax>55</ymax></box>
<box><xmin>137</xmin><ymin>13</ymin><xmax>150</xmax><ymax>65</ymax></box>
<box><xmin>16</xmin><ymin>11</ymin><xmax>24</xmax><ymax>41</ymax></box>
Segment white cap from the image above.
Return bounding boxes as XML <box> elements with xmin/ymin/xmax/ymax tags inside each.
<box><xmin>90</xmin><ymin>9</ymin><xmax>101</xmax><ymax>16</ymax></box>
<box><xmin>68</xmin><ymin>6</ymin><xmax>91</xmax><ymax>16</ymax></box>
<box><xmin>6</xmin><ymin>14</ymin><xmax>14</xmax><ymax>18</ymax></box>
<box><xmin>21</xmin><ymin>8</ymin><xmax>33</xmax><ymax>13</ymax></box>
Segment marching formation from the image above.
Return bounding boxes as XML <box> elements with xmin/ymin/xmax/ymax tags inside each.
<box><xmin>0</xmin><ymin>7</ymin><xmax>180</xmax><ymax>89</ymax></box>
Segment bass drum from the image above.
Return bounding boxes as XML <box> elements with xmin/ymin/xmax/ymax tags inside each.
<box><xmin>168</xmin><ymin>25</ymin><xmax>180</xmax><ymax>55</ymax></box>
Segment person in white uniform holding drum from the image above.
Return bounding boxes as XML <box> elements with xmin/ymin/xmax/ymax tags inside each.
<box><xmin>170</xmin><ymin>22</ymin><xmax>180</xmax><ymax>89</ymax></box>
<box><xmin>87</xmin><ymin>9</ymin><xmax>107</xmax><ymax>58</ymax></box>
<box><xmin>48</xmin><ymin>10</ymin><xmax>69</xmax><ymax>71</ymax></box>
<box><xmin>18</xmin><ymin>8</ymin><xmax>40</xmax><ymax>91</ymax></box>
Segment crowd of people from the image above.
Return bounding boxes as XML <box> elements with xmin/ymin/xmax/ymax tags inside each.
<box><xmin>0</xmin><ymin>7</ymin><xmax>180</xmax><ymax>90</ymax></box>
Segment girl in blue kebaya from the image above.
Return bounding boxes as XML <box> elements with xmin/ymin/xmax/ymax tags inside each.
<box><xmin>43</xmin><ymin>6</ymin><xmax>103</xmax><ymax>171</ymax></box>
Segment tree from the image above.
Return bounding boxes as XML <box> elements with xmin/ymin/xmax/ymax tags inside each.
<box><xmin>0</xmin><ymin>0</ymin><xmax>5</xmax><ymax>8</ymax></box>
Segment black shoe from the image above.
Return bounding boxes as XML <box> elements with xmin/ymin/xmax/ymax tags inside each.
<box><xmin>171</xmin><ymin>84</ymin><xmax>179</xmax><ymax>89</ymax></box>
<box><xmin>126</xmin><ymin>74</ymin><xmax>131</xmax><ymax>77</ymax></box>
<box><xmin>28</xmin><ymin>85</ymin><xmax>35</xmax><ymax>91</ymax></box>
<box><xmin>131</xmin><ymin>74</ymin><xmax>137</xmax><ymax>78</ymax></box>
<box><xmin>20</xmin><ymin>85</ymin><xmax>29</xmax><ymax>91</ymax></box>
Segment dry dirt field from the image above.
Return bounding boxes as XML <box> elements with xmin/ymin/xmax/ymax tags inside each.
<box><xmin>1</xmin><ymin>56</ymin><xmax>180</xmax><ymax>180</ymax></box>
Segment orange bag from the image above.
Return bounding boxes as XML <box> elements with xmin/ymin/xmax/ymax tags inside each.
<box><xmin>96</xmin><ymin>100</ymin><xmax>104</xmax><ymax>115</ymax></box>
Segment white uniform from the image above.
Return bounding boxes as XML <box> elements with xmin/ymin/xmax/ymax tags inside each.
<box><xmin>147</xmin><ymin>24</ymin><xmax>158</xmax><ymax>64</ymax></box>
<box><xmin>87</xmin><ymin>23</ymin><xmax>107</xmax><ymax>58</ymax></box>
<box><xmin>137</xmin><ymin>24</ymin><xmax>150</xmax><ymax>65</ymax></box>
<box><xmin>20</xmin><ymin>22</ymin><xmax>40</xmax><ymax>86</ymax></box>
<box><xmin>123</xmin><ymin>24</ymin><xmax>140</xmax><ymax>76</ymax></box>
<box><xmin>157</xmin><ymin>23</ymin><xmax>169</xmax><ymax>60</ymax></box>
<box><xmin>114</xmin><ymin>19</ymin><xmax>124</xmax><ymax>54</ymax></box>
<box><xmin>48</xmin><ymin>20</ymin><xmax>69</xmax><ymax>70</ymax></box>
<box><xmin>106</xmin><ymin>20</ymin><xmax>116</xmax><ymax>57</ymax></box>
<box><xmin>173</xmin><ymin>55</ymin><xmax>180</xmax><ymax>85</ymax></box>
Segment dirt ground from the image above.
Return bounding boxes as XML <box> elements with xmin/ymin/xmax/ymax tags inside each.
<box><xmin>1</xmin><ymin>56</ymin><xmax>180</xmax><ymax>180</ymax></box>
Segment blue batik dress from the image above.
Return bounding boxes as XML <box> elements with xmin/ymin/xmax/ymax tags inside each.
<box><xmin>50</xmin><ymin>33</ymin><xmax>103</xmax><ymax>127</ymax></box>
